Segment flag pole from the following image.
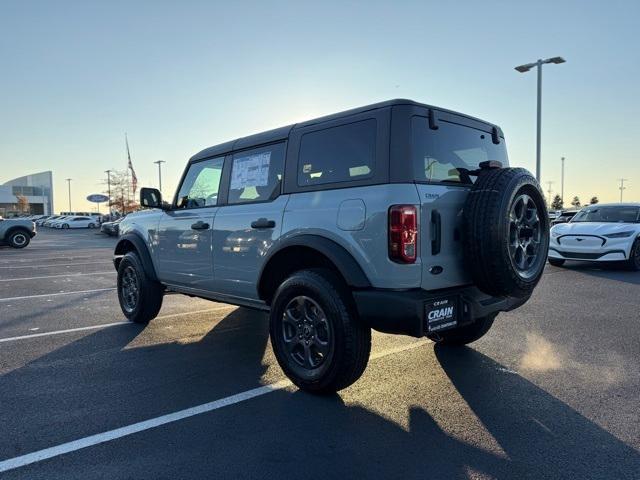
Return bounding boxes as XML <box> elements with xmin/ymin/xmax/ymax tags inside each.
<box><xmin>125</xmin><ymin>133</ymin><xmax>131</xmax><ymax>213</ymax></box>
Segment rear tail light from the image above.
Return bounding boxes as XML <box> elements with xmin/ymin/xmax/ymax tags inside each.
<box><xmin>388</xmin><ymin>205</ymin><xmax>418</xmax><ymax>263</ymax></box>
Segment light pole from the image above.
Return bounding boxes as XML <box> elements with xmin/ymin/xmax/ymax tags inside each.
<box><xmin>65</xmin><ymin>178</ymin><xmax>72</xmax><ymax>213</ymax></box>
<box><xmin>105</xmin><ymin>170</ymin><xmax>112</xmax><ymax>215</ymax></box>
<box><xmin>560</xmin><ymin>157</ymin><xmax>565</xmax><ymax>207</ymax></box>
<box><xmin>154</xmin><ymin>160</ymin><xmax>165</xmax><ymax>192</ymax></box>
<box><xmin>618</xmin><ymin>178</ymin><xmax>628</xmax><ymax>202</ymax></box>
<box><xmin>515</xmin><ymin>56</ymin><xmax>566</xmax><ymax>182</ymax></box>
<box><xmin>546</xmin><ymin>181</ymin><xmax>554</xmax><ymax>207</ymax></box>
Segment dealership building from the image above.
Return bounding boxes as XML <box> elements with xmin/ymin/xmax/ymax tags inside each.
<box><xmin>0</xmin><ymin>171</ymin><xmax>54</xmax><ymax>217</ymax></box>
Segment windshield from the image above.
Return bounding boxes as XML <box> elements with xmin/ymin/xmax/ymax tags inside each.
<box><xmin>570</xmin><ymin>206</ymin><xmax>640</xmax><ymax>223</ymax></box>
<box><xmin>412</xmin><ymin>117</ymin><xmax>508</xmax><ymax>184</ymax></box>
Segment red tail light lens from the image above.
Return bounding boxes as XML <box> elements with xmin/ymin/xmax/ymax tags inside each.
<box><xmin>389</xmin><ymin>205</ymin><xmax>418</xmax><ymax>263</ymax></box>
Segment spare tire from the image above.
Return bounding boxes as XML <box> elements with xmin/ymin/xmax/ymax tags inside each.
<box><xmin>463</xmin><ymin>167</ymin><xmax>549</xmax><ymax>298</ymax></box>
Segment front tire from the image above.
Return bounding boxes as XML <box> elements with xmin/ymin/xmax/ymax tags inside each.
<box><xmin>548</xmin><ymin>258</ymin><xmax>565</xmax><ymax>267</ymax></box>
<box><xmin>7</xmin><ymin>230</ymin><xmax>30</xmax><ymax>248</ymax></box>
<box><xmin>62</xmin><ymin>223</ymin><xmax>69</xmax><ymax>229</ymax></box>
<box><xmin>117</xmin><ymin>251</ymin><xmax>163</xmax><ymax>324</ymax></box>
<box><xmin>626</xmin><ymin>239</ymin><xmax>640</xmax><ymax>271</ymax></box>
<box><xmin>428</xmin><ymin>314</ymin><xmax>496</xmax><ymax>346</ymax></box>
<box><xmin>270</xmin><ymin>269</ymin><xmax>371</xmax><ymax>394</ymax></box>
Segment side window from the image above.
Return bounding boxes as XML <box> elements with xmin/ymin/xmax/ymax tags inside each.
<box><xmin>175</xmin><ymin>157</ymin><xmax>224</xmax><ymax>209</ymax></box>
<box><xmin>228</xmin><ymin>143</ymin><xmax>285</xmax><ymax>204</ymax></box>
<box><xmin>297</xmin><ymin>119</ymin><xmax>376</xmax><ymax>187</ymax></box>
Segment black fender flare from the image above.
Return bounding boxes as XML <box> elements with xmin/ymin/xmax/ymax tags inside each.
<box><xmin>4</xmin><ymin>226</ymin><xmax>33</xmax><ymax>239</ymax></box>
<box><xmin>258</xmin><ymin>234</ymin><xmax>371</xmax><ymax>292</ymax></box>
<box><xmin>114</xmin><ymin>233</ymin><xmax>159</xmax><ymax>282</ymax></box>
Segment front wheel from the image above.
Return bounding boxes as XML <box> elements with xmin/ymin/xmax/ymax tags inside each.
<box><xmin>270</xmin><ymin>269</ymin><xmax>371</xmax><ymax>394</ymax></box>
<box><xmin>117</xmin><ymin>251</ymin><xmax>164</xmax><ymax>324</ymax></box>
<box><xmin>88</xmin><ymin>223</ymin><xmax>96</xmax><ymax>229</ymax></box>
<box><xmin>428</xmin><ymin>314</ymin><xmax>497</xmax><ymax>346</ymax></box>
<box><xmin>62</xmin><ymin>223</ymin><xmax>70</xmax><ymax>229</ymax></box>
<box><xmin>8</xmin><ymin>230</ymin><xmax>30</xmax><ymax>248</ymax></box>
<box><xmin>626</xmin><ymin>239</ymin><xmax>640</xmax><ymax>271</ymax></box>
<box><xmin>548</xmin><ymin>258</ymin><xmax>565</xmax><ymax>267</ymax></box>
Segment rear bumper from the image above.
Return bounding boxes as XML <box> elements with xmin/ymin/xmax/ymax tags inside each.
<box><xmin>353</xmin><ymin>286</ymin><xmax>528</xmax><ymax>338</ymax></box>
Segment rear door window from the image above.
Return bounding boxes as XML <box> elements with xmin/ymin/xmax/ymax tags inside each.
<box><xmin>412</xmin><ymin>116</ymin><xmax>508</xmax><ymax>184</ymax></box>
<box><xmin>297</xmin><ymin>119</ymin><xmax>376</xmax><ymax>187</ymax></box>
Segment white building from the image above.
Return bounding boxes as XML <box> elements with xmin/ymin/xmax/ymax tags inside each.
<box><xmin>0</xmin><ymin>171</ymin><xmax>54</xmax><ymax>216</ymax></box>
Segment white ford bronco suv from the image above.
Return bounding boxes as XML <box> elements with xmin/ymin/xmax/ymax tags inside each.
<box><xmin>114</xmin><ymin>99</ymin><xmax>549</xmax><ymax>393</ymax></box>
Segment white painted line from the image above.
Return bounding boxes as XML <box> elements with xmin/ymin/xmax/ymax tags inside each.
<box><xmin>0</xmin><ymin>288</ymin><xmax>115</xmax><ymax>303</ymax></box>
<box><xmin>0</xmin><ymin>340</ymin><xmax>428</xmax><ymax>473</ymax></box>
<box><xmin>0</xmin><ymin>255</ymin><xmax>101</xmax><ymax>264</ymax></box>
<box><xmin>0</xmin><ymin>261</ymin><xmax>113</xmax><ymax>269</ymax></box>
<box><xmin>0</xmin><ymin>271</ymin><xmax>114</xmax><ymax>282</ymax></box>
<box><xmin>0</xmin><ymin>306</ymin><xmax>236</xmax><ymax>343</ymax></box>
<box><xmin>0</xmin><ymin>321</ymin><xmax>130</xmax><ymax>343</ymax></box>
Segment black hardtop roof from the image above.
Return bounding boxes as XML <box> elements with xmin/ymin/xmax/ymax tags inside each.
<box><xmin>190</xmin><ymin>99</ymin><xmax>501</xmax><ymax>162</ymax></box>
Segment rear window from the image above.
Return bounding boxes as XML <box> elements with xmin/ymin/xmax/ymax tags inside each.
<box><xmin>298</xmin><ymin>119</ymin><xmax>376</xmax><ymax>187</ymax></box>
<box><xmin>412</xmin><ymin>116</ymin><xmax>508</xmax><ymax>184</ymax></box>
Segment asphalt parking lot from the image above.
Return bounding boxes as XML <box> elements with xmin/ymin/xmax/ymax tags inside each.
<box><xmin>0</xmin><ymin>228</ymin><xmax>638</xmax><ymax>479</ymax></box>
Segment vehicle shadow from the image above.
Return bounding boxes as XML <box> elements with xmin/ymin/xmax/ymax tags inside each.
<box><xmin>1</xmin><ymin>309</ymin><xmax>639</xmax><ymax>479</ymax></box>
<box><xmin>560</xmin><ymin>261</ymin><xmax>640</xmax><ymax>286</ymax></box>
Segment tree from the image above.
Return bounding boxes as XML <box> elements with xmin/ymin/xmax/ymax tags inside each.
<box><xmin>550</xmin><ymin>195</ymin><xmax>563</xmax><ymax>210</ymax></box>
<box><xmin>590</xmin><ymin>196</ymin><xmax>599</xmax><ymax>205</ymax></box>
<box><xmin>571</xmin><ymin>196</ymin><xmax>581</xmax><ymax>208</ymax></box>
<box><xmin>16</xmin><ymin>194</ymin><xmax>30</xmax><ymax>213</ymax></box>
<box><xmin>101</xmin><ymin>170</ymin><xmax>138</xmax><ymax>215</ymax></box>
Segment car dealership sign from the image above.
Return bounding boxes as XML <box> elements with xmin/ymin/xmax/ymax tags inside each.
<box><xmin>86</xmin><ymin>194</ymin><xmax>109</xmax><ymax>203</ymax></box>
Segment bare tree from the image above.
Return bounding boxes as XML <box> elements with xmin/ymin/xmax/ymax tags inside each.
<box><xmin>571</xmin><ymin>196</ymin><xmax>581</xmax><ymax>208</ymax></box>
<box><xmin>590</xmin><ymin>196</ymin><xmax>599</xmax><ymax>205</ymax></box>
<box><xmin>101</xmin><ymin>170</ymin><xmax>138</xmax><ymax>214</ymax></box>
<box><xmin>16</xmin><ymin>195</ymin><xmax>30</xmax><ymax>213</ymax></box>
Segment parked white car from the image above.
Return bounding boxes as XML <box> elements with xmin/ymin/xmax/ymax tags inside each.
<box><xmin>44</xmin><ymin>216</ymin><xmax>69</xmax><ymax>227</ymax></box>
<box><xmin>55</xmin><ymin>216</ymin><xmax>99</xmax><ymax>229</ymax></box>
<box><xmin>549</xmin><ymin>203</ymin><xmax>640</xmax><ymax>270</ymax></box>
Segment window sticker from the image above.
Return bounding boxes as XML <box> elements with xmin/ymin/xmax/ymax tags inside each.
<box><xmin>302</xmin><ymin>164</ymin><xmax>312</xmax><ymax>173</ymax></box>
<box><xmin>231</xmin><ymin>152</ymin><xmax>271</xmax><ymax>190</ymax></box>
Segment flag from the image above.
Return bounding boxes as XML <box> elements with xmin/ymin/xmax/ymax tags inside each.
<box><xmin>125</xmin><ymin>133</ymin><xmax>138</xmax><ymax>194</ymax></box>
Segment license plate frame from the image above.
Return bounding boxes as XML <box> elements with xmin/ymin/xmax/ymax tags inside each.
<box><xmin>425</xmin><ymin>296</ymin><xmax>459</xmax><ymax>333</ymax></box>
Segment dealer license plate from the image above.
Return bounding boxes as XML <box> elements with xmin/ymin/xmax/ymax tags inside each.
<box><xmin>425</xmin><ymin>297</ymin><xmax>459</xmax><ymax>333</ymax></box>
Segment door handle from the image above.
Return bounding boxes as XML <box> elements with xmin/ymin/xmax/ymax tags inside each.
<box><xmin>431</xmin><ymin>210</ymin><xmax>441</xmax><ymax>255</ymax></box>
<box><xmin>191</xmin><ymin>221</ymin><xmax>210</xmax><ymax>230</ymax></box>
<box><xmin>251</xmin><ymin>218</ymin><xmax>276</xmax><ymax>229</ymax></box>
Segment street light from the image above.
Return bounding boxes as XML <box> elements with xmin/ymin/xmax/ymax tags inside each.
<box><xmin>515</xmin><ymin>56</ymin><xmax>566</xmax><ymax>182</ymax></box>
<box><xmin>65</xmin><ymin>178</ymin><xmax>72</xmax><ymax>213</ymax></box>
<box><xmin>105</xmin><ymin>170</ymin><xmax>112</xmax><ymax>215</ymax></box>
<box><xmin>154</xmin><ymin>160</ymin><xmax>165</xmax><ymax>192</ymax></box>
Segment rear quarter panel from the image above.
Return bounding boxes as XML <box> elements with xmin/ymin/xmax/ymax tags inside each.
<box><xmin>281</xmin><ymin>184</ymin><xmax>421</xmax><ymax>289</ymax></box>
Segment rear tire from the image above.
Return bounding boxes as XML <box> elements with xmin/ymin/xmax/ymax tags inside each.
<box><xmin>117</xmin><ymin>251</ymin><xmax>163</xmax><ymax>324</ymax></box>
<box><xmin>88</xmin><ymin>223</ymin><xmax>96</xmax><ymax>229</ymax></box>
<box><xmin>7</xmin><ymin>230</ymin><xmax>30</xmax><ymax>248</ymax></box>
<box><xmin>62</xmin><ymin>223</ymin><xmax>69</xmax><ymax>229</ymax></box>
<box><xmin>269</xmin><ymin>269</ymin><xmax>371</xmax><ymax>394</ymax></box>
<box><xmin>428</xmin><ymin>314</ymin><xmax>496</xmax><ymax>346</ymax></box>
<box><xmin>548</xmin><ymin>258</ymin><xmax>565</xmax><ymax>267</ymax></box>
<box><xmin>626</xmin><ymin>239</ymin><xmax>640</xmax><ymax>271</ymax></box>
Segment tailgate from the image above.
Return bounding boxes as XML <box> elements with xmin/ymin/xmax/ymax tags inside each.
<box><xmin>416</xmin><ymin>184</ymin><xmax>472</xmax><ymax>290</ymax></box>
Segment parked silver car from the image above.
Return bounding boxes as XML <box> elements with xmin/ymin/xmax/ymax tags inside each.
<box><xmin>113</xmin><ymin>99</ymin><xmax>549</xmax><ymax>393</ymax></box>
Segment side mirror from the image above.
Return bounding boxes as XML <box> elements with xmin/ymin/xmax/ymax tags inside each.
<box><xmin>140</xmin><ymin>188</ymin><xmax>165</xmax><ymax>209</ymax></box>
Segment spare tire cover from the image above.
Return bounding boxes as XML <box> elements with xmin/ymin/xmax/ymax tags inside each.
<box><xmin>463</xmin><ymin>167</ymin><xmax>549</xmax><ymax>298</ymax></box>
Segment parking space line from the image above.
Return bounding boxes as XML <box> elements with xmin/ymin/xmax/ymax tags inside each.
<box><xmin>0</xmin><ymin>271</ymin><xmax>114</xmax><ymax>282</ymax></box>
<box><xmin>0</xmin><ymin>306</ymin><xmax>236</xmax><ymax>343</ymax></box>
<box><xmin>0</xmin><ymin>340</ymin><xmax>428</xmax><ymax>473</ymax></box>
<box><xmin>0</xmin><ymin>261</ymin><xmax>113</xmax><ymax>269</ymax></box>
<box><xmin>0</xmin><ymin>288</ymin><xmax>116</xmax><ymax>302</ymax></box>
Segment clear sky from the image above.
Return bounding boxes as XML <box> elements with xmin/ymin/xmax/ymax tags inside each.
<box><xmin>1</xmin><ymin>0</ymin><xmax>638</xmax><ymax>212</ymax></box>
